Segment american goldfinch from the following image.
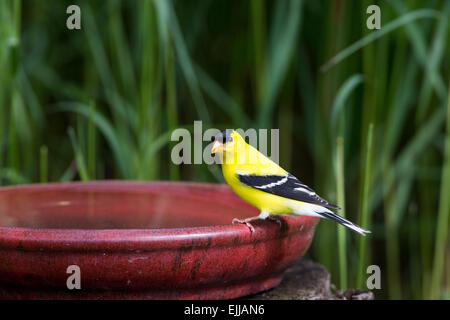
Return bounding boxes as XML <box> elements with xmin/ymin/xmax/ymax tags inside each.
<box><xmin>211</xmin><ymin>129</ymin><xmax>370</xmax><ymax>235</ymax></box>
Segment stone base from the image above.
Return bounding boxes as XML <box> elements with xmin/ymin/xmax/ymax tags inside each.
<box><xmin>247</xmin><ymin>259</ymin><xmax>374</xmax><ymax>300</ymax></box>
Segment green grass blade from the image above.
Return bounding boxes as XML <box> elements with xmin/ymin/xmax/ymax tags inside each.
<box><xmin>336</xmin><ymin>136</ymin><xmax>347</xmax><ymax>290</ymax></box>
<box><xmin>430</xmin><ymin>81</ymin><xmax>450</xmax><ymax>299</ymax></box>
<box><xmin>415</xmin><ymin>1</ymin><xmax>450</xmax><ymax>122</ymax></box>
<box><xmin>330</xmin><ymin>74</ymin><xmax>364</xmax><ymax>135</ymax></box>
<box><xmin>68</xmin><ymin>127</ymin><xmax>89</xmax><ymax>182</ymax></box>
<box><xmin>155</xmin><ymin>0</ymin><xmax>179</xmax><ymax>180</ymax></box>
<box><xmin>58</xmin><ymin>102</ymin><xmax>130</xmax><ymax>178</ymax></box>
<box><xmin>389</xmin><ymin>0</ymin><xmax>447</xmax><ymax>101</ymax></box>
<box><xmin>88</xmin><ymin>101</ymin><xmax>96</xmax><ymax>180</ymax></box>
<box><xmin>250</xmin><ymin>0</ymin><xmax>266</xmax><ymax>106</ymax></box>
<box><xmin>257</xmin><ymin>0</ymin><xmax>302</xmax><ymax>128</ymax></box>
<box><xmin>108</xmin><ymin>0</ymin><xmax>138</xmax><ymax>104</ymax></box>
<box><xmin>58</xmin><ymin>161</ymin><xmax>77</xmax><ymax>183</ymax></box>
<box><xmin>40</xmin><ymin>145</ymin><xmax>48</xmax><ymax>183</ymax></box>
<box><xmin>167</xmin><ymin>1</ymin><xmax>211</xmax><ymax>123</ymax></box>
<box><xmin>357</xmin><ymin>123</ymin><xmax>374</xmax><ymax>288</ymax></box>
<box><xmin>0</xmin><ymin>168</ymin><xmax>29</xmax><ymax>185</ymax></box>
<box><xmin>195</xmin><ymin>65</ymin><xmax>249</xmax><ymax>126</ymax></box>
<box><xmin>321</xmin><ymin>9</ymin><xmax>440</xmax><ymax>72</ymax></box>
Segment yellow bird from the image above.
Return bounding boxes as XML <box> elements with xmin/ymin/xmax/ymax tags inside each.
<box><xmin>211</xmin><ymin>129</ymin><xmax>370</xmax><ymax>235</ymax></box>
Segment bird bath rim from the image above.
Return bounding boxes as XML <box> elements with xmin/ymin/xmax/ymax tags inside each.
<box><xmin>0</xmin><ymin>181</ymin><xmax>319</xmax><ymax>251</ymax></box>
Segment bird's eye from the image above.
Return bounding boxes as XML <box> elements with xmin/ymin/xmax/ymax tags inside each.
<box><xmin>212</xmin><ymin>130</ymin><xmax>233</xmax><ymax>144</ymax></box>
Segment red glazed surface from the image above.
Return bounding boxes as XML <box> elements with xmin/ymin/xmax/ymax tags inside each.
<box><xmin>0</xmin><ymin>181</ymin><xmax>318</xmax><ymax>299</ymax></box>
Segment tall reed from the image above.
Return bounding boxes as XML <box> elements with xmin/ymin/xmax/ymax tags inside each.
<box><xmin>430</xmin><ymin>81</ymin><xmax>450</xmax><ymax>299</ymax></box>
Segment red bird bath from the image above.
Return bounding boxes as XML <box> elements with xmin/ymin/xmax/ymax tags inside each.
<box><xmin>0</xmin><ymin>181</ymin><xmax>318</xmax><ymax>299</ymax></box>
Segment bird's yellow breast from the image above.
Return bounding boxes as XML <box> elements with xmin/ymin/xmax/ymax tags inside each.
<box><xmin>221</xmin><ymin>142</ymin><xmax>292</xmax><ymax>214</ymax></box>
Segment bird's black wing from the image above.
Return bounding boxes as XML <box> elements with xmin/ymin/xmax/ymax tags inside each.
<box><xmin>237</xmin><ymin>173</ymin><xmax>340</xmax><ymax>210</ymax></box>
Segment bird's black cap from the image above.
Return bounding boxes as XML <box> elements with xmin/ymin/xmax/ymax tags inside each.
<box><xmin>211</xmin><ymin>129</ymin><xmax>233</xmax><ymax>144</ymax></box>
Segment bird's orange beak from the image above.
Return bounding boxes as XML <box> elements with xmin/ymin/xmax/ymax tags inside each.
<box><xmin>211</xmin><ymin>140</ymin><xmax>224</xmax><ymax>154</ymax></box>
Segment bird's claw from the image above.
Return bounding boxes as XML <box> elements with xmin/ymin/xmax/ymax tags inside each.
<box><xmin>232</xmin><ymin>216</ymin><xmax>284</xmax><ymax>233</ymax></box>
<box><xmin>232</xmin><ymin>218</ymin><xmax>256</xmax><ymax>233</ymax></box>
<box><xmin>267</xmin><ymin>216</ymin><xmax>283</xmax><ymax>229</ymax></box>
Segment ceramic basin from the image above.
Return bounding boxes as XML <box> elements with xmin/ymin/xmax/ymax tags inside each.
<box><xmin>0</xmin><ymin>181</ymin><xmax>318</xmax><ymax>299</ymax></box>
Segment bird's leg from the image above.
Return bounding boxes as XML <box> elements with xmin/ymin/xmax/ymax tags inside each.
<box><xmin>232</xmin><ymin>211</ymin><xmax>269</xmax><ymax>233</ymax></box>
<box><xmin>259</xmin><ymin>210</ymin><xmax>283</xmax><ymax>228</ymax></box>
<box><xmin>266</xmin><ymin>215</ymin><xmax>283</xmax><ymax>228</ymax></box>
<box><xmin>232</xmin><ymin>216</ymin><xmax>258</xmax><ymax>233</ymax></box>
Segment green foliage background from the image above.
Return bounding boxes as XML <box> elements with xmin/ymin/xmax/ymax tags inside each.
<box><xmin>0</xmin><ymin>0</ymin><xmax>449</xmax><ymax>299</ymax></box>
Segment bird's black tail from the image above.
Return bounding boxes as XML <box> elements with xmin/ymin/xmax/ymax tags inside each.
<box><xmin>318</xmin><ymin>209</ymin><xmax>371</xmax><ymax>236</ymax></box>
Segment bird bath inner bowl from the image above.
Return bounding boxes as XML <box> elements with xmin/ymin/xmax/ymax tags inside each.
<box><xmin>0</xmin><ymin>181</ymin><xmax>318</xmax><ymax>299</ymax></box>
